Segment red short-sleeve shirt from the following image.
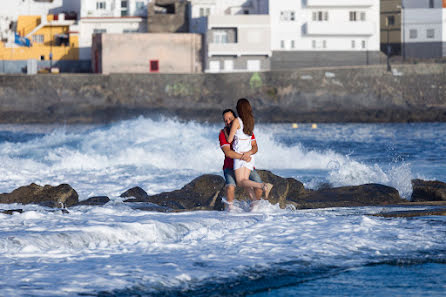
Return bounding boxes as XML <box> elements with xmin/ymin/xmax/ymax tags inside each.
<box><xmin>219</xmin><ymin>129</ymin><xmax>256</xmax><ymax>170</ymax></box>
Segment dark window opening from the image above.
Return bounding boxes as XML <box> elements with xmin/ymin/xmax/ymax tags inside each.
<box><xmin>40</xmin><ymin>55</ymin><xmax>45</xmax><ymax>61</ymax></box>
<box><xmin>386</xmin><ymin>15</ymin><xmax>395</xmax><ymax>26</ymax></box>
<box><xmin>150</xmin><ymin>60</ymin><xmax>159</xmax><ymax>72</ymax></box>
<box><xmin>55</xmin><ymin>34</ymin><xmax>69</xmax><ymax>46</ymax></box>
<box><xmin>429</xmin><ymin>0</ymin><xmax>434</xmax><ymax>8</ymax></box>
<box><xmin>154</xmin><ymin>4</ymin><xmax>175</xmax><ymax>14</ymax></box>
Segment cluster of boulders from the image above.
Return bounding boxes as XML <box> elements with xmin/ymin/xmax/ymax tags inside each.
<box><xmin>1</xmin><ymin>171</ymin><xmax>446</xmax><ymax>216</ymax></box>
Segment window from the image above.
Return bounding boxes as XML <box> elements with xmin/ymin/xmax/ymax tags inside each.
<box><xmin>429</xmin><ymin>0</ymin><xmax>434</xmax><ymax>8</ymax></box>
<box><xmin>350</xmin><ymin>11</ymin><xmax>365</xmax><ymax>22</ymax></box>
<box><xmin>291</xmin><ymin>40</ymin><xmax>295</xmax><ymax>49</ymax></box>
<box><xmin>361</xmin><ymin>40</ymin><xmax>366</xmax><ymax>49</ymax></box>
<box><xmin>312</xmin><ymin>40</ymin><xmax>316</xmax><ymax>48</ymax></box>
<box><xmin>409</xmin><ymin>29</ymin><xmax>417</xmax><ymax>39</ymax></box>
<box><xmin>32</xmin><ymin>34</ymin><xmax>44</xmax><ymax>43</ymax></box>
<box><xmin>93</xmin><ymin>28</ymin><xmax>107</xmax><ymax>33</ymax></box>
<box><xmin>123</xmin><ymin>29</ymin><xmax>138</xmax><ymax>33</ymax></box>
<box><xmin>209</xmin><ymin>61</ymin><xmax>220</xmax><ymax>72</ymax></box>
<box><xmin>322</xmin><ymin>40</ymin><xmax>327</xmax><ymax>48</ymax></box>
<box><xmin>313</xmin><ymin>11</ymin><xmax>328</xmax><ymax>21</ymax></box>
<box><xmin>96</xmin><ymin>1</ymin><xmax>106</xmax><ymax>9</ymax></box>
<box><xmin>224</xmin><ymin>60</ymin><xmax>233</xmax><ymax>71</ymax></box>
<box><xmin>386</xmin><ymin>15</ymin><xmax>395</xmax><ymax>26</ymax></box>
<box><xmin>427</xmin><ymin>29</ymin><xmax>435</xmax><ymax>39</ymax></box>
<box><xmin>280</xmin><ymin>40</ymin><xmax>285</xmax><ymax>49</ymax></box>
<box><xmin>150</xmin><ymin>60</ymin><xmax>159</xmax><ymax>72</ymax></box>
<box><xmin>247</xmin><ymin>60</ymin><xmax>260</xmax><ymax>71</ymax></box>
<box><xmin>213</xmin><ymin>30</ymin><xmax>228</xmax><ymax>44</ymax></box>
<box><xmin>199</xmin><ymin>7</ymin><xmax>210</xmax><ymax>17</ymax></box>
<box><xmin>136</xmin><ymin>1</ymin><xmax>145</xmax><ymax>10</ymax></box>
<box><xmin>121</xmin><ymin>1</ymin><xmax>128</xmax><ymax>16</ymax></box>
<box><xmin>351</xmin><ymin>40</ymin><xmax>355</xmax><ymax>49</ymax></box>
<box><xmin>280</xmin><ymin>11</ymin><xmax>296</xmax><ymax>21</ymax></box>
<box><xmin>40</xmin><ymin>55</ymin><xmax>45</xmax><ymax>61</ymax></box>
<box><xmin>360</xmin><ymin>12</ymin><xmax>366</xmax><ymax>21</ymax></box>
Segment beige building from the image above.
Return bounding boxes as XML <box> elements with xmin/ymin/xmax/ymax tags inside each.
<box><xmin>380</xmin><ymin>0</ymin><xmax>403</xmax><ymax>56</ymax></box>
<box><xmin>147</xmin><ymin>0</ymin><xmax>189</xmax><ymax>33</ymax></box>
<box><xmin>92</xmin><ymin>33</ymin><xmax>203</xmax><ymax>73</ymax></box>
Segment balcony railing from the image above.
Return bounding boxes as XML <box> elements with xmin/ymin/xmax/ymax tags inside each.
<box><xmin>305</xmin><ymin>21</ymin><xmax>375</xmax><ymax>36</ymax></box>
<box><xmin>305</xmin><ymin>0</ymin><xmax>374</xmax><ymax>7</ymax></box>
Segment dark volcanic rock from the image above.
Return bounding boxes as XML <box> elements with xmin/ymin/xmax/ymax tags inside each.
<box><xmin>75</xmin><ymin>196</ymin><xmax>110</xmax><ymax>206</ymax></box>
<box><xmin>0</xmin><ymin>209</ymin><xmax>23</xmax><ymax>215</ymax></box>
<box><xmin>124</xmin><ymin>175</ymin><xmax>226</xmax><ymax>211</ymax></box>
<box><xmin>288</xmin><ymin>184</ymin><xmax>404</xmax><ymax>209</ymax></box>
<box><xmin>372</xmin><ymin>208</ymin><xmax>446</xmax><ymax>218</ymax></box>
<box><xmin>411</xmin><ymin>179</ymin><xmax>446</xmax><ymax>202</ymax></box>
<box><xmin>120</xmin><ymin>187</ymin><xmax>149</xmax><ymax>200</ymax></box>
<box><xmin>0</xmin><ymin>183</ymin><xmax>79</xmax><ymax>208</ymax></box>
<box><xmin>235</xmin><ymin>170</ymin><xmax>305</xmax><ymax>208</ymax></box>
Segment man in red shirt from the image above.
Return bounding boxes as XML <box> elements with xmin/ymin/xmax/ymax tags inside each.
<box><xmin>219</xmin><ymin>109</ymin><xmax>263</xmax><ymax>209</ymax></box>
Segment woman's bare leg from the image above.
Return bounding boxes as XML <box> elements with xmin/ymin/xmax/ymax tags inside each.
<box><xmin>235</xmin><ymin>167</ymin><xmax>274</xmax><ymax>199</ymax></box>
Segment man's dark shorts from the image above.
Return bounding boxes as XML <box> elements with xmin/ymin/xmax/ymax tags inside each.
<box><xmin>223</xmin><ymin>168</ymin><xmax>262</xmax><ymax>186</ymax></box>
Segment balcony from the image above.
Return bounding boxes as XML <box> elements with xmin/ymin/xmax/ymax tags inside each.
<box><xmin>305</xmin><ymin>0</ymin><xmax>374</xmax><ymax>7</ymax></box>
<box><xmin>305</xmin><ymin>21</ymin><xmax>375</xmax><ymax>36</ymax></box>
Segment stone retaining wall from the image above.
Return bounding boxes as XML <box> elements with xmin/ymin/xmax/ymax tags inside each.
<box><xmin>0</xmin><ymin>63</ymin><xmax>445</xmax><ymax>123</ymax></box>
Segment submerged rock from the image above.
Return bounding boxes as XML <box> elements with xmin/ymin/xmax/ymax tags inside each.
<box><xmin>372</xmin><ymin>208</ymin><xmax>446</xmax><ymax>218</ymax></box>
<box><xmin>0</xmin><ymin>183</ymin><xmax>78</xmax><ymax>208</ymax></box>
<box><xmin>287</xmin><ymin>184</ymin><xmax>404</xmax><ymax>209</ymax></box>
<box><xmin>411</xmin><ymin>179</ymin><xmax>446</xmax><ymax>202</ymax></box>
<box><xmin>0</xmin><ymin>209</ymin><xmax>23</xmax><ymax>215</ymax></box>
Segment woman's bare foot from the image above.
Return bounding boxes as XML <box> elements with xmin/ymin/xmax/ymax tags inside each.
<box><xmin>262</xmin><ymin>183</ymin><xmax>273</xmax><ymax>199</ymax></box>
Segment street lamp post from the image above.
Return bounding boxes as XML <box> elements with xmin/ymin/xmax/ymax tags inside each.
<box><xmin>387</xmin><ymin>23</ymin><xmax>392</xmax><ymax>72</ymax></box>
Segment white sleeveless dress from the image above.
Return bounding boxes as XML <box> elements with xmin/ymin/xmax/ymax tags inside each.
<box><xmin>233</xmin><ymin>117</ymin><xmax>255</xmax><ymax>170</ymax></box>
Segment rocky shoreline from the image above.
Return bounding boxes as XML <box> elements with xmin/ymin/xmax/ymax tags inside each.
<box><xmin>1</xmin><ymin>170</ymin><xmax>446</xmax><ymax>217</ymax></box>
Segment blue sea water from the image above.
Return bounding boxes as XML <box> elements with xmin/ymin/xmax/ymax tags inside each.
<box><xmin>0</xmin><ymin>118</ymin><xmax>445</xmax><ymax>296</ymax></box>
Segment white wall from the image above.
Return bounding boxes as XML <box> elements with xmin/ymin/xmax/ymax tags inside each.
<box><xmin>189</xmin><ymin>0</ymin><xmax>268</xmax><ymax>33</ymax></box>
<box><xmin>403</xmin><ymin>8</ymin><xmax>444</xmax><ymax>43</ymax></box>
<box><xmin>81</xmin><ymin>0</ymin><xmax>150</xmax><ymax>18</ymax></box>
<box><xmin>270</xmin><ymin>0</ymin><xmax>380</xmax><ymax>51</ymax></box>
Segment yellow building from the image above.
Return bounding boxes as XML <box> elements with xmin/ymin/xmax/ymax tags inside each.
<box><xmin>0</xmin><ymin>14</ymin><xmax>79</xmax><ymax>62</ymax></box>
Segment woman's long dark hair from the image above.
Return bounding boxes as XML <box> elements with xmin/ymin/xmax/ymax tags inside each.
<box><xmin>236</xmin><ymin>98</ymin><xmax>254</xmax><ymax>136</ymax></box>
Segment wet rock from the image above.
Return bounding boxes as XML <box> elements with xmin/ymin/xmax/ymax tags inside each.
<box><xmin>120</xmin><ymin>187</ymin><xmax>149</xmax><ymax>200</ymax></box>
<box><xmin>124</xmin><ymin>175</ymin><xmax>225</xmax><ymax>211</ymax></box>
<box><xmin>0</xmin><ymin>209</ymin><xmax>23</xmax><ymax>215</ymax></box>
<box><xmin>252</xmin><ymin>170</ymin><xmax>305</xmax><ymax>208</ymax></box>
<box><xmin>75</xmin><ymin>196</ymin><xmax>110</xmax><ymax>206</ymax></box>
<box><xmin>288</xmin><ymin>184</ymin><xmax>404</xmax><ymax>209</ymax></box>
<box><xmin>0</xmin><ymin>183</ymin><xmax>78</xmax><ymax>208</ymax></box>
<box><xmin>411</xmin><ymin>179</ymin><xmax>446</xmax><ymax>202</ymax></box>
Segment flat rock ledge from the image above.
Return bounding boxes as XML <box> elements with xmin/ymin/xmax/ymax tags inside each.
<box><xmin>122</xmin><ymin>170</ymin><xmax>443</xmax><ymax>212</ymax></box>
<box><xmin>1</xmin><ymin>175</ymin><xmax>446</xmax><ymax>215</ymax></box>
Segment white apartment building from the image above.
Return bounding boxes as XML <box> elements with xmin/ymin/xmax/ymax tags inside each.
<box><xmin>270</xmin><ymin>0</ymin><xmax>381</xmax><ymax>69</ymax></box>
<box><xmin>402</xmin><ymin>0</ymin><xmax>446</xmax><ymax>58</ymax></box>
<box><xmin>207</xmin><ymin>14</ymin><xmax>271</xmax><ymax>72</ymax></box>
<box><xmin>78</xmin><ymin>0</ymin><xmax>150</xmax><ymax>60</ymax></box>
<box><xmin>189</xmin><ymin>0</ymin><xmax>268</xmax><ymax>33</ymax></box>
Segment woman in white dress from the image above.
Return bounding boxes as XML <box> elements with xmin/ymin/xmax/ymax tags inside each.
<box><xmin>226</xmin><ymin>98</ymin><xmax>273</xmax><ymax>199</ymax></box>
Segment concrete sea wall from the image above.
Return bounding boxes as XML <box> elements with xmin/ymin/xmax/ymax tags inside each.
<box><xmin>0</xmin><ymin>63</ymin><xmax>445</xmax><ymax>124</ymax></box>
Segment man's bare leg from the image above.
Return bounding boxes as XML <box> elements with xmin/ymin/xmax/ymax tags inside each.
<box><xmin>226</xmin><ymin>185</ymin><xmax>236</xmax><ymax>210</ymax></box>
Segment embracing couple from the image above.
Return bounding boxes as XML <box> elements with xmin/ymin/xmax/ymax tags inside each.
<box><xmin>219</xmin><ymin>98</ymin><xmax>273</xmax><ymax>210</ymax></box>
